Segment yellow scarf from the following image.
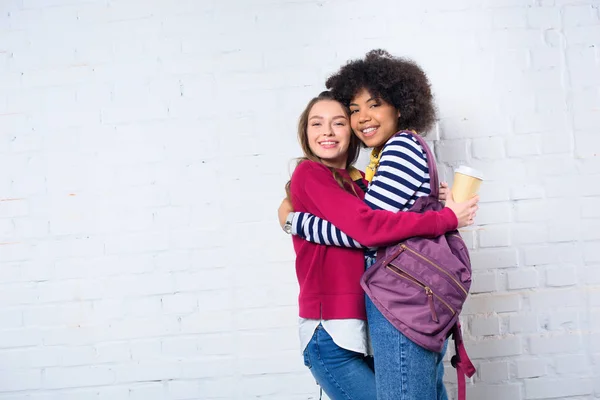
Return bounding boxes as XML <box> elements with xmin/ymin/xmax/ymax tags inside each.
<box><xmin>365</xmin><ymin>148</ymin><xmax>383</xmax><ymax>183</ymax></box>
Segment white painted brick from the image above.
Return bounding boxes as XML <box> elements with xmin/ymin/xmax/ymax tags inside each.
<box><xmin>523</xmin><ymin>243</ymin><xmax>583</xmax><ymax>266</ymax></box>
<box><xmin>477</xmin><ymin>182</ymin><xmax>511</xmax><ymax>202</ymax></box>
<box><xmin>236</xmin><ymin>307</ymin><xmax>298</xmax><ymax>331</ymax></box>
<box><xmin>466</xmin><ymin>383</ymin><xmax>522</xmax><ymax>400</ymax></box>
<box><xmin>517</xmin><ymin>358</ymin><xmax>548</xmax><ymax>379</ymax></box>
<box><xmin>471</xmin><ymin>137</ymin><xmax>505</xmax><ymax>159</ymax></box>
<box><xmin>476</xmin><ymin>203</ymin><xmax>512</xmax><ymax>225</ymax></box>
<box><xmin>564</xmin><ymin>4</ymin><xmax>599</xmax><ymax>27</ymax></box>
<box><xmin>43</xmin><ymin>365</ymin><xmax>115</xmax><ymax>389</ymax></box>
<box><xmin>115</xmin><ymin>362</ymin><xmax>179</xmax><ymax>384</ymax></box>
<box><xmin>583</xmin><ymin>241</ymin><xmax>600</xmax><ymax>262</ymax></box>
<box><xmin>535</xmin><ymin>89</ymin><xmax>568</xmax><ymax>112</ymax></box>
<box><xmin>197</xmin><ymin>333</ymin><xmax>234</xmax><ymax>357</ymax></box>
<box><xmin>508</xmin><ymin>268</ymin><xmax>539</xmax><ymax>290</ymax></box>
<box><xmin>529</xmin><ymin>334</ymin><xmax>582</xmax><ymax>355</ymax></box>
<box><xmin>547</xmin><ymin>308</ymin><xmax>579</xmax><ymax>331</ymax></box>
<box><xmin>509</xmin><ymin>314</ymin><xmax>540</xmax><ymax>334</ymax></box>
<box><xmin>530</xmin><ymin>48</ymin><xmax>561</xmax><ymax>70</ymax></box>
<box><xmin>0</xmin><ymin>369</ymin><xmax>42</xmax><ymax>392</ymax></box>
<box><xmin>471</xmin><ymin>316</ymin><xmax>502</xmax><ymax>336</ymax></box>
<box><xmin>178</xmin><ymin>358</ymin><xmax>236</xmax><ymax>380</ymax></box>
<box><xmin>579</xmin><ymin>265</ymin><xmax>600</xmax><ymax>285</ymax></box>
<box><xmin>546</xmin><ymin>266</ymin><xmax>578</xmax><ymax>287</ymax></box>
<box><xmin>128</xmin><ymin>383</ymin><xmax>167</xmax><ymax>400</ymax></box>
<box><xmin>529</xmin><ymin>289</ymin><xmax>585</xmax><ymax>309</ymax></box>
<box><xmin>470</xmin><ymin>248</ymin><xmax>519</xmax><ymax>269</ymax></box>
<box><xmin>554</xmin><ymin>354</ymin><xmax>591</xmax><ymax>374</ymax></box>
<box><xmin>435</xmin><ymin>139</ymin><xmax>470</xmax><ymax>162</ymax></box>
<box><xmin>506</xmin><ymin>134</ymin><xmax>542</xmax><ymax>157</ymax></box>
<box><xmin>526</xmin><ymin>6</ymin><xmax>562</xmax><ymax>28</ymax></box>
<box><xmin>161</xmin><ymin>293</ymin><xmax>198</xmax><ymax>315</ymax></box>
<box><xmin>514</xmin><ymin>112</ymin><xmax>568</xmax><ymax>134</ymax></box>
<box><xmin>590</xmin><ymin>333</ymin><xmax>600</xmax><ymax>353</ymax></box>
<box><xmin>514</xmin><ymin>199</ymin><xmax>559</xmax><ymax>222</ymax></box>
<box><xmin>479</xmin><ymin>361</ymin><xmax>510</xmax><ymax>383</ymax></box>
<box><xmin>510</xmin><ymin>185</ymin><xmax>545</xmax><ymax>200</ymax></box>
<box><xmin>104</xmin><ymin>232</ymin><xmax>169</xmax><ymax>255</ymax></box>
<box><xmin>466</xmin><ymin>337</ymin><xmax>523</xmax><ymax>359</ymax></box>
<box><xmin>470</xmin><ymin>270</ymin><xmax>499</xmax><ymax>294</ymax></box>
<box><xmin>546</xmin><ymin>219</ymin><xmax>581</xmax><ymax>243</ymax></box>
<box><xmin>462</xmin><ymin>294</ymin><xmax>522</xmax><ymax>315</ymax></box>
<box><xmin>573</xmin><ymin>86</ymin><xmax>600</xmax><ymax>112</ymax></box>
<box><xmin>94</xmin><ymin>342</ymin><xmax>131</xmax><ymax>364</ymax></box>
<box><xmin>479</xmin><ymin>224</ymin><xmax>511</xmax><ymax>247</ymax></box>
<box><xmin>180</xmin><ymin>311</ymin><xmax>233</xmax><ymax>335</ymax></box>
<box><xmin>566</xmin><ymin>25</ymin><xmax>600</xmax><ymax>45</ymax></box>
<box><xmin>130</xmin><ymin>339</ymin><xmax>161</xmax><ymax>361</ymax></box>
<box><xmin>169</xmin><ymin>380</ymin><xmax>201</xmax><ymax>400</ymax></box>
<box><xmin>512</xmin><ymin>223</ymin><xmax>548</xmax><ymax>245</ymax></box>
<box><xmin>524</xmin><ymin>377</ymin><xmax>593</xmax><ymax>399</ymax></box>
<box><xmin>576</xmin><ymin>131</ymin><xmax>600</xmax><ymax>157</ymax></box>
<box><xmin>198</xmin><ymin>377</ymin><xmax>236</xmax><ymax>399</ymax></box>
<box><xmin>238</xmin><ymin>329</ymin><xmax>297</xmax><ymax>358</ymax></box>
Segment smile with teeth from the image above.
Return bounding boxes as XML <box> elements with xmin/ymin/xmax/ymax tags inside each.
<box><xmin>361</xmin><ymin>126</ymin><xmax>378</xmax><ymax>137</ymax></box>
<box><xmin>319</xmin><ymin>141</ymin><xmax>338</xmax><ymax>148</ymax></box>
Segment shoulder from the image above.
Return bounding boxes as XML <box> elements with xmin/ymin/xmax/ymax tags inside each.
<box><xmin>292</xmin><ymin>159</ymin><xmax>328</xmax><ymax>179</ymax></box>
<box><xmin>383</xmin><ymin>132</ymin><xmax>425</xmax><ymax>156</ymax></box>
<box><xmin>290</xmin><ymin>160</ymin><xmax>334</xmax><ymax>194</ymax></box>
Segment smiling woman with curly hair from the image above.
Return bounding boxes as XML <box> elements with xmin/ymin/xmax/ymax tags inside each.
<box><xmin>279</xmin><ymin>49</ymin><xmax>473</xmax><ymax>400</ymax></box>
<box><xmin>326</xmin><ymin>49</ymin><xmax>437</xmax><ymax>147</ymax></box>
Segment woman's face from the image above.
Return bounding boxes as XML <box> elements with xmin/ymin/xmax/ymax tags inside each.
<box><xmin>306</xmin><ymin>100</ymin><xmax>352</xmax><ymax>169</ymax></box>
<box><xmin>349</xmin><ymin>88</ymin><xmax>400</xmax><ymax>149</ymax></box>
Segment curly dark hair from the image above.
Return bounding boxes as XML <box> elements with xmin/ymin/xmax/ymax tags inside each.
<box><xmin>326</xmin><ymin>49</ymin><xmax>437</xmax><ymax>134</ymax></box>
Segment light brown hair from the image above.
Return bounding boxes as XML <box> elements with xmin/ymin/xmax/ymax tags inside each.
<box><xmin>286</xmin><ymin>91</ymin><xmax>362</xmax><ymax>198</ymax></box>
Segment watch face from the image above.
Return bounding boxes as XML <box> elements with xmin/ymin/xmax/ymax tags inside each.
<box><xmin>284</xmin><ymin>223</ymin><xmax>292</xmax><ymax>234</ymax></box>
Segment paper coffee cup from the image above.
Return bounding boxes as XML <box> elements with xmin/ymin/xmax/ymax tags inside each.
<box><xmin>451</xmin><ymin>166</ymin><xmax>483</xmax><ymax>203</ymax></box>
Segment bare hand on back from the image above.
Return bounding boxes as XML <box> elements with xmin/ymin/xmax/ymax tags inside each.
<box><xmin>278</xmin><ymin>198</ymin><xmax>294</xmax><ymax>229</ymax></box>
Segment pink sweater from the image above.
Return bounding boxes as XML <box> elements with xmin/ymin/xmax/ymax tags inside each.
<box><xmin>290</xmin><ymin>160</ymin><xmax>458</xmax><ymax>320</ymax></box>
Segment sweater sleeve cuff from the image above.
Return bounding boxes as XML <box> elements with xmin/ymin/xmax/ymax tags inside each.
<box><xmin>440</xmin><ymin>207</ymin><xmax>459</xmax><ymax>232</ymax></box>
<box><xmin>291</xmin><ymin>212</ymin><xmax>303</xmax><ymax>236</ymax></box>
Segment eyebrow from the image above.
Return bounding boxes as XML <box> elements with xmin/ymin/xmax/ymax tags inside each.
<box><xmin>309</xmin><ymin>115</ymin><xmax>347</xmax><ymax>120</ymax></box>
<box><xmin>349</xmin><ymin>97</ymin><xmax>378</xmax><ymax>107</ymax></box>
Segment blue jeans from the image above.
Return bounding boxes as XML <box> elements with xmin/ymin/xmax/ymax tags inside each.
<box><xmin>303</xmin><ymin>324</ymin><xmax>376</xmax><ymax>400</ymax></box>
<box><xmin>365</xmin><ymin>256</ymin><xmax>448</xmax><ymax>400</ymax></box>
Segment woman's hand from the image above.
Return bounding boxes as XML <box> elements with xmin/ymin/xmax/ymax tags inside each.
<box><xmin>278</xmin><ymin>198</ymin><xmax>294</xmax><ymax>229</ymax></box>
<box><xmin>438</xmin><ymin>182</ymin><xmax>449</xmax><ymax>203</ymax></box>
<box><xmin>445</xmin><ymin>191</ymin><xmax>479</xmax><ymax>229</ymax></box>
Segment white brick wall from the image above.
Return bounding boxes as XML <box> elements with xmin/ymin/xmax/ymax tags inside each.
<box><xmin>0</xmin><ymin>0</ymin><xmax>598</xmax><ymax>399</ymax></box>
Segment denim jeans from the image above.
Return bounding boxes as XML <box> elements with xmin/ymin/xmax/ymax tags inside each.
<box><xmin>303</xmin><ymin>324</ymin><xmax>376</xmax><ymax>400</ymax></box>
<box><xmin>365</xmin><ymin>256</ymin><xmax>448</xmax><ymax>400</ymax></box>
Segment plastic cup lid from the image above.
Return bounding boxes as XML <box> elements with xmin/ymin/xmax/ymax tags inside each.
<box><xmin>455</xmin><ymin>165</ymin><xmax>484</xmax><ymax>180</ymax></box>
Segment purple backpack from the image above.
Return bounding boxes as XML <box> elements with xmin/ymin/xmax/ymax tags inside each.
<box><xmin>360</xmin><ymin>131</ymin><xmax>476</xmax><ymax>400</ymax></box>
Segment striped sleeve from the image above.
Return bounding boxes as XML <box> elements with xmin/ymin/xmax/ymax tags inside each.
<box><xmin>364</xmin><ymin>134</ymin><xmax>430</xmax><ymax>212</ymax></box>
<box><xmin>291</xmin><ymin>212</ymin><xmax>365</xmax><ymax>249</ymax></box>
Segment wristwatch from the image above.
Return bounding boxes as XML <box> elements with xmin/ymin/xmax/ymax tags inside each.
<box><xmin>283</xmin><ymin>212</ymin><xmax>294</xmax><ymax>234</ymax></box>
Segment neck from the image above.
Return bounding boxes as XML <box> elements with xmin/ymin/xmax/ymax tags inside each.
<box><xmin>375</xmin><ymin>127</ymin><xmax>400</xmax><ymax>153</ymax></box>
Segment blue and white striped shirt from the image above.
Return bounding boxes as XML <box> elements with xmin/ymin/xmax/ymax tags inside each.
<box><xmin>291</xmin><ymin>133</ymin><xmax>431</xmax><ymax>248</ymax></box>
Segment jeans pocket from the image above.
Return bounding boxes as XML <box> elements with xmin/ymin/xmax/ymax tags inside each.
<box><xmin>303</xmin><ymin>348</ymin><xmax>312</xmax><ymax>369</ymax></box>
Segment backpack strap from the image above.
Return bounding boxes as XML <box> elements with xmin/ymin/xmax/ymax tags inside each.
<box><xmin>451</xmin><ymin>322</ymin><xmax>476</xmax><ymax>400</ymax></box>
<box><xmin>401</xmin><ymin>131</ymin><xmax>439</xmax><ymax>199</ymax></box>
<box><xmin>348</xmin><ymin>167</ymin><xmax>368</xmax><ymax>193</ymax></box>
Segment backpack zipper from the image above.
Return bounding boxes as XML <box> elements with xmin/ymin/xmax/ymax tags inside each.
<box><xmin>400</xmin><ymin>244</ymin><xmax>468</xmax><ymax>296</ymax></box>
<box><xmin>385</xmin><ymin>264</ymin><xmax>455</xmax><ymax>321</ymax></box>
